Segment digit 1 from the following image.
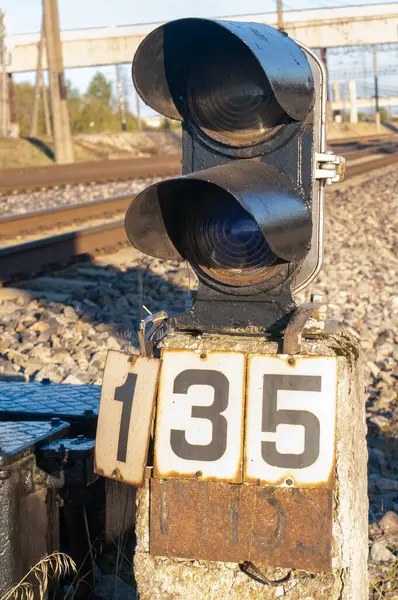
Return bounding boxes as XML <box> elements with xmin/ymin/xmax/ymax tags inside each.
<box><xmin>114</xmin><ymin>373</ymin><xmax>137</xmax><ymax>462</ymax></box>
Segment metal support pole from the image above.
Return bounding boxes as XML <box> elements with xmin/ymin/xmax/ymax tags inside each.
<box><xmin>43</xmin><ymin>0</ymin><xmax>74</xmax><ymax>163</ymax></box>
<box><xmin>277</xmin><ymin>0</ymin><xmax>284</xmax><ymax>31</ymax></box>
<box><xmin>332</xmin><ymin>82</ymin><xmax>341</xmax><ymax>102</ymax></box>
<box><xmin>30</xmin><ymin>20</ymin><xmax>45</xmax><ymax>138</ymax></box>
<box><xmin>320</xmin><ymin>47</ymin><xmax>332</xmax><ymax>121</ymax></box>
<box><xmin>8</xmin><ymin>74</ymin><xmax>18</xmax><ymax>137</ymax></box>
<box><xmin>348</xmin><ymin>80</ymin><xmax>358</xmax><ymax>124</ymax></box>
<box><xmin>373</xmin><ymin>46</ymin><xmax>379</xmax><ymax>113</ymax></box>
<box><xmin>115</xmin><ymin>63</ymin><xmax>127</xmax><ymax>132</ymax></box>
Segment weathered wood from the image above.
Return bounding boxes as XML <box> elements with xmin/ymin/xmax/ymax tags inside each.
<box><xmin>133</xmin><ymin>330</ymin><xmax>368</xmax><ymax>600</ymax></box>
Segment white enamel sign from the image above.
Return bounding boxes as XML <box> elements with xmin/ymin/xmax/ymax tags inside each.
<box><xmin>244</xmin><ymin>355</ymin><xmax>337</xmax><ymax>487</ymax></box>
<box><xmin>154</xmin><ymin>350</ymin><xmax>246</xmax><ymax>482</ymax></box>
<box><xmin>95</xmin><ymin>350</ymin><xmax>160</xmax><ymax>486</ymax></box>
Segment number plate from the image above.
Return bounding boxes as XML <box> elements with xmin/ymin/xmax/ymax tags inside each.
<box><xmin>154</xmin><ymin>350</ymin><xmax>246</xmax><ymax>483</ymax></box>
<box><xmin>154</xmin><ymin>351</ymin><xmax>337</xmax><ymax>488</ymax></box>
<box><xmin>245</xmin><ymin>355</ymin><xmax>337</xmax><ymax>487</ymax></box>
<box><xmin>95</xmin><ymin>350</ymin><xmax>160</xmax><ymax>486</ymax></box>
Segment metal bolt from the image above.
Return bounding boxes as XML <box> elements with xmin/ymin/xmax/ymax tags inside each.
<box><xmin>77</xmin><ymin>434</ymin><xmax>85</xmax><ymax>440</ymax></box>
<box><xmin>200</xmin><ymin>353</ymin><xmax>206</xmax><ymax>360</ymax></box>
<box><xmin>310</xmin><ymin>292</ymin><xmax>326</xmax><ymax>304</ymax></box>
<box><xmin>50</xmin><ymin>417</ymin><xmax>61</xmax><ymax>427</ymax></box>
<box><xmin>288</xmin><ymin>357</ymin><xmax>295</xmax><ymax>366</ymax></box>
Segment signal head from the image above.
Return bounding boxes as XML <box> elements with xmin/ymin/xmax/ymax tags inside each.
<box><xmin>132</xmin><ymin>18</ymin><xmax>314</xmax><ymax>153</ymax></box>
<box><xmin>127</xmin><ymin>18</ymin><xmax>333</xmax><ymax>332</ymax></box>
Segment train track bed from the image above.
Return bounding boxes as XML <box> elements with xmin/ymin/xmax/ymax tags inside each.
<box><xmin>0</xmin><ymin>176</ymin><xmax>162</xmax><ymax>218</ymax></box>
<box><xmin>0</xmin><ymin>150</ymin><xmax>397</xmax><ymax>258</ymax></box>
<box><xmin>0</xmin><ymin>134</ymin><xmax>396</xmax><ymax>198</ymax></box>
<box><xmin>0</xmin><ymin>153</ymin><xmax>181</xmax><ymax>196</ymax></box>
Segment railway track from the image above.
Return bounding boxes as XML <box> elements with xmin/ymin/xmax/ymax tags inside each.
<box><xmin>1</xmin><ymin>134</ymin><xmax>396</xmax><ymax>196</ymax></box>
<box><xmin>0</xmin><ymin>153</ymin><xmax>181</xmax><ymax>196</ymax></box>
<box><xmin>1</xmin><ymin>151</ymin><xmax>398</xmax><ymax>284</ymax></box>
<box><xmin>0</xmin><ymin>193</ymin><xmax>133</xmax><ymax>240</ymax></box>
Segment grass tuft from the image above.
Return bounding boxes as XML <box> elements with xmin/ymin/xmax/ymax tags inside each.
<box><xmin>0</xmin><ymin>552</ymin><xmax>76</xmax><ymax>600</ymax></box>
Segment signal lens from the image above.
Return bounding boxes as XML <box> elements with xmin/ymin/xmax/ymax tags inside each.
<box><xmin>178</xmin><ymin>187</ymin><xmax>282</xmax><ymax>287</ymax></box>
<box><xmin>186</xmin><ymin>28</ymin><xmax>288</xmax><ymax>147</ymax></box>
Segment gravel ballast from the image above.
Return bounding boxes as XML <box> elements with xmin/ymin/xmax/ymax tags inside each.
<box><xmin>0</xmin><ymin>177</ymin><xmax>162</xmax><ymax>217</ymax></box>
<box><xmin>0</xmin><ymin>165</ymin><xmax>397</xmax><ymax>596</ymax></box>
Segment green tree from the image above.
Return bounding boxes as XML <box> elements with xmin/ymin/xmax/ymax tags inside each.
<box><xmin>86</xmin><ymin>72</ymin><xmax>113</xmax><ymax>107</ymax></box>
<box><xmin>65</xmin><ymin>80</ymin><xmax>86</xmax><ymax>132</ymax></box>
<box><xmin>379</xmin><ymin>107</ymin><xmax>390</xmax><ymax>122</ymax></box>
<box><xmin>14</xmin><ymin>82</ymin><xmax>47</xmax><ymax>137</ymax></box>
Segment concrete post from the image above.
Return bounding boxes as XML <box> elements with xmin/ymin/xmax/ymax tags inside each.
<box><xmin>133</xmin><ymin>330</ymin><xmax>368</xmax><ymax>600</ymax></box>
<box><xmin>30</xmin><ymin>21</ymin><xmax>45</xmax><ymax>138</ymax></box>
<box><xmin>43</xmin><ymin>0</ymin><xmax>74</xmax><ymax>164</ymax></box>
<box><xmin>332</xmin><ymin>82</ymin><xmax>341</xmax><ymax>103</ymax></box>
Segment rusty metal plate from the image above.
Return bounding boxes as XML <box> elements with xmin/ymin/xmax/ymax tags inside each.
<box><xmin>154</xmin><ymin>350</ymin><xmax>246</xmax><ymax>483</ymax></box>
<box><xmin>150</xmin><ymin>479</ymin><xmax>332</xmax><ymax>572</ymax></box>
<box><xmin>245</xmin><ymin>355</ymin><xmax>337</xmax><ymax>488</ymax></box>
<box><xmin>95</xmin><ymin>350</ymin><xmax>160</xmax><ymax>486</ymax></box>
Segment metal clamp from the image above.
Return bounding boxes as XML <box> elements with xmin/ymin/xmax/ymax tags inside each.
<box><xmin>283</xmin><ymin>292</ymin><xmax>329</xmax><ymax>354</ymax></box>
<box><xmin>138</xmin><ymin>310</ymin><xmax>169</xmax><ymax>357</ymax></box>
<box><xmin>315</xmin><ymin>151</ymin><xmax>346</xmax><ymax>185</ymax></box>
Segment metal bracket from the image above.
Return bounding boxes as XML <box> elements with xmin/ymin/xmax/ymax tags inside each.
<box><xmin>315</xmin><ymin>151</ymin><xmax>346</xmax><ymax>185</ymax></box>
<box><xmin>283</xmin><ymin>302</ymin><xmax>323</xmax><ymax>354</ymax></box>
<box><xmin>138</xmin><ymin>310</ymin><xmax>169</xmax><ymax>357</ymax></box>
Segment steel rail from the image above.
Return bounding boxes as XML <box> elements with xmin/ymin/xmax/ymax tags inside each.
<box><xmin>0</xmin><ymin>220</ymin><xmax>127</xmax><ymax>282</ymax></box>
<box><xmin>0</xmin><ymin>193</ymin><xmax>134</xmax><ymax>239</ymax></box>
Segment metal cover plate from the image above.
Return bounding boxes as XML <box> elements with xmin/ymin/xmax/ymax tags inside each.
<box><xmin>40</xmin><ymin>437</ymin><xmax>96</xmax><ymax>454</ymax></box>
<box><xmin>0</xmin><ymin>382</ymin><xmax>100</xmax><ymax>421</ymax></box>
<box><xmin>0</xmin><ymin>420</ymin><xmax>70</xmax><ymax>466</ymax></box>
<box><xmin>150</xmin><ymin>479</ymin><xmax>332</xmax><ymax>572</ymax></box>
<box><xmin>154</xmin><ymin>350</ymin><xmax>246</xmax><ymax>483</ymax></box>
<box><xmin>245</xmin><ymin>355</ymin><xmax>337</xmax><ymax>488</ymax></box>
<box><xmin>95</xmin><ymin>351</ymin><xmax>160</xmax><ymax>486</ymax></box>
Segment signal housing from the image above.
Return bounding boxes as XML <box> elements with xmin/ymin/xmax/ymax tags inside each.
<box><xmin>126</xmin><ymin>18</ymin><xmax>327</xmax><ymax>333</ymax></box>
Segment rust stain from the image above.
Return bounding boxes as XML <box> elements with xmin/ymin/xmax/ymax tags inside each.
<box><xmin>243</xmin><ymin>466</ymin><xmax>335</xmax><ymax>490</ymax></box>
<box><xmin>150</xmin><ymin>479</ymin><xmax>332</xmax><ymax>572</ymax></box>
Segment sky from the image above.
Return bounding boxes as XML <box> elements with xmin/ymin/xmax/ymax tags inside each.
<box><xmin>2</xmin><ymin>0</ymin><xmax>398</xmax><ymax>115</ymax></box>
<box><xmin>2</xmin><ymin>0</ymin><xmax>397</xmax><ymax>34</ymax></box>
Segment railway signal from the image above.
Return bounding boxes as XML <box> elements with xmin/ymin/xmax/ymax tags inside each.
<box><xmin>97</xmin><ymin>18</ymin><xmax>367</xmax><ymax>600</ymax></box>
<box><xmin>125</xmin><ymin>17</ymin><xmax>344</xmax><ymax>333</ymax></box>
